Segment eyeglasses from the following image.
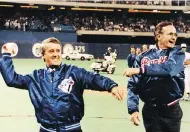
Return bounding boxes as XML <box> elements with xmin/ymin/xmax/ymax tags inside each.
<box><xmin>160</xmin><ymin>32</ymin><xmax>178</xmax><ymax>37</ymax></box>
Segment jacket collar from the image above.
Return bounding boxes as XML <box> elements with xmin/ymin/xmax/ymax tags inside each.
<box><xmin>46</xmin><ymin>63</ymin><xmax>62</xmax><ymax>71</ymax></box>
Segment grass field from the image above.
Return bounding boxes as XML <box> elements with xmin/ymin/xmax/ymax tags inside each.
<box><xmin>0</xmin><ymin>59</ymin><xmax>190</xmax><ymax>132</ymax></box>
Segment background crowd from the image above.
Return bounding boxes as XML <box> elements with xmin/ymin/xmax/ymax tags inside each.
<box><xmin>0</xmin><ymin>9</ymin><xmax>190</xmax><ymax>33</ymax></box>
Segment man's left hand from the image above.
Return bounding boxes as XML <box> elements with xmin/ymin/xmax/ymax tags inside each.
<box><xmin>111</xmin><ymin>86</ymin><xmax>126</xmax><ymax>101</ymax></box>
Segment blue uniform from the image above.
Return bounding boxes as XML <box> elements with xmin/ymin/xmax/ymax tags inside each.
<box><xmin>127</xmin><ymin>53</ymin><xmax>136</xmax><ymax>68</ymax></box>
<box><xmin>127</xmin><ymin>47</ymin><xmax>185</xmax><ymax>114</ymax></box>
<box><xmin>0</xmin><ymin>53</ymin><xmax>118</xmax><ymax>132</ymax></box>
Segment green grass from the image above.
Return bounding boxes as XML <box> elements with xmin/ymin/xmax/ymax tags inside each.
<box><xmin>0</xmin><ymin>59</ymin><xmax>189</xmax><ymax>132</ymax></box>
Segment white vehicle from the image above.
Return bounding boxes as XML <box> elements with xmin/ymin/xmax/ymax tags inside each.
<box><xmin>91</xmin><ymin>56</ymin><xmax>116</xmax><ymax>74</ymax></box>
<box><xmin>62</xmin><ymin>51</ymin><xmax>94</xmax><ymax>61</ymax></box>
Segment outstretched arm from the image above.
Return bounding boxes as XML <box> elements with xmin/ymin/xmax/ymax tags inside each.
<box><xmin>72</xmin><ymin>66</ymin><xmax>125</xmax><ymax>101</ymax></box>
<box><xmin>123</xmin><ymin>48</ymin><xmax>185</xmax><ymax>77</ymax></box>
<box><xmin>142</xmin><ymin>48</ymin><xmax>185</xmax><ymax>77</ymax></box>
<box><xmin>0</xmin><ymin>44</ymin><xmax>28</xmax><ymax>89</ymax></box>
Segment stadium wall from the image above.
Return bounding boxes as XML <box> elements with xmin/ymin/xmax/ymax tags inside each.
<box><xmin>0</xmin><ymin>41</ymin><xmax>180</xmax><ymax>59</ymax></box>
<box><xmin>0</xmin><ymin>31</ymin><xmax>77</xmax><ymax>42</ymax></box>
<box><xmin>0</xmin><ymin>31</ymin><xmax>189</xmax><ymax>59</ymax></box>
<box><xmin>0</xmin><ymin>41</ymin><xmax>143</xmax><ymax>59</ymax></box>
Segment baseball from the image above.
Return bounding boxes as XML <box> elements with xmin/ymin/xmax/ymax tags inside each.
<box><xmin>6</xmin><ymin>42</ymin><xmax>15</xmax><ymax>49</ymax></box>
<box><xmin>1</xmin><ymin>42</ymin><xmax>18</xmax><ymax>57</ymax></box>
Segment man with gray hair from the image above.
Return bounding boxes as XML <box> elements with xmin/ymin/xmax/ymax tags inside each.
<box><xmin>0</xmin><ymin>37</ymin><xmax>125</xmax><ymax>132</ymax></box>
<box><xmin>123</xmin><ymin>22</ymin><xmax>184</xmax><ymax>132</ymax></box>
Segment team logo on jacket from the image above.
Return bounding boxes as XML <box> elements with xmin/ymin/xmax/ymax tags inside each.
<box><xmin>58</xmin><ymin>77</ymin><xmax>74</xmax><ymax>93</ymax></box>
<box><xmin>141</xmin><ymin>56</ymin><xmax>168</xmax><ymax>66</ymax></box>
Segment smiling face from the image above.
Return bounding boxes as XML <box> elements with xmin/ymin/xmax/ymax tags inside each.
<box><xmin>41</xmin><ymin>38</ymin><xmax>62</xmax><ymax>67</ymax></box>
<box><xmin>157</xmin><ymin>25</ymin><xmax>177</xmax><ymax>49</ymax></box>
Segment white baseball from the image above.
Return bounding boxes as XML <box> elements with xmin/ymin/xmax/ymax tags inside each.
<box><xmin>1</xmin><ymin>42</ymin><xmax>18</xmax><ymax>57</ymax></box>
<box><xmin>6</xmin><ymin>42</ymin><xmax>15</xmax><ymax>49</ymax></box>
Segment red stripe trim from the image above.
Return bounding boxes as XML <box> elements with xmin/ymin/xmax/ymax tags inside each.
<box><xmin>167</xmin><ymin>99</ymin><xmax>179</xmax><ymax>106</ymax></box>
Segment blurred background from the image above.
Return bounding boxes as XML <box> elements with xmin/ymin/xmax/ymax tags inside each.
<box><xmin>0</xmin><ymin>1</ymin><xmax>190</xmax><ymax>132</ymax></box>
<box><xmin>0</xmin><ymin>0</ymin><xmax>190</xmax><ymax>59</ymax></box>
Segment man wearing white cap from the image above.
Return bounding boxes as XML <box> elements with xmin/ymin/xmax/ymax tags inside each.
<box><xmin>181</xmin><ymin>43</ymin><xmax>190</xmax><ymax>101</ymax></box>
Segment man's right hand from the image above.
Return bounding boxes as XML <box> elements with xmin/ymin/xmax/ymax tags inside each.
<box><xmin>123</xmin><ymin>68</ymin><xmax>140</xmax><ymax>77</ymax></box>
<box><xmin>131</xmin><ymin>112</ymin><xmax>140</xmax><ymax>126</ymax></box>
<box><xmin>2</xmin><ymin>43</ymin><xmax>16</xmax><ymax>55</ymax></box>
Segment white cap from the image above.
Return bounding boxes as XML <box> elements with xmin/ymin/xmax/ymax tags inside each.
<box><xmin>108</xmin><ymin>47</ymin><xmax>111</xmax><ymax>50</ymax></box>
<box><xmin>181</xmin><ymin>43</ymin><xmax>187</xmax><ymax>48</ymax></box>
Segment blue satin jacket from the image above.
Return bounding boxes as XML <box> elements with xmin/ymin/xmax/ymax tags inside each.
<box><xmin>0</xmin><ymin>53</ymin><xmax>118</xmax><ymax>127</ymax></box>
<box><xmin>127</xmin><ymin>53</ymin><xmax>136</xmax><ymax>68</ymax></box>
<box><xmin>127</xmin><ymin>47</ymin><xmax>185</xmax><ymax>114</ymax></box>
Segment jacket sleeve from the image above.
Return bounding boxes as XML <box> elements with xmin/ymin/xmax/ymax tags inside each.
<box><xmin>142</xmin><ymin>48</ymin><xmax>185</xmax><ymax>77</ymax></box>
<box><xmin>127</xmin><ymin>55</ymin><xmax>142</xmax><ymax>114</ymax></box>
<box><xmin>74</xmin><ymin>66</ymin><xmax>118</xmax><ymax>92</ymax></box>
<box><xmin>0</xmin><ymin>53</ymin><xmax>28</xmax><ymax>89</ymax></box>
<box><xmin>127</xmin><ymin>54</ymin><xmax>132</xmax><ymax>67</ymax></box>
